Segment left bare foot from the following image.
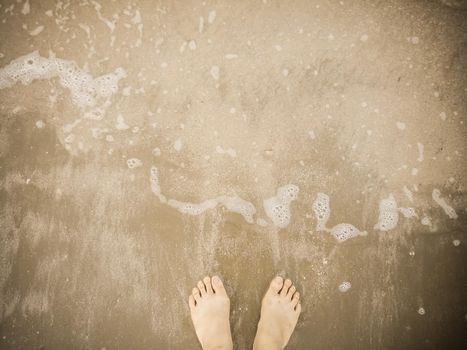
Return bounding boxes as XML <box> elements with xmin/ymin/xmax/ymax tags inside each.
<box><xmin>189</xmin><ymin>276</ymin><xmax>233</xmax><ymax>350</ymax></box>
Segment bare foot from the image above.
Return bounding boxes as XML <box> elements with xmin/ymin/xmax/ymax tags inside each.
<box><xmin>253</xmin><ymin>276</ymin><xmax>301</xmax><ymax>350</ymax></box>
<box><xmin>189</xmin><ymin>276</ymin><xmax>233</xmax><ymax>350</ymax></box>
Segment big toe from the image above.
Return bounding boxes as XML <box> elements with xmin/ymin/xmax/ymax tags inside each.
<box><xmin>211</xmin><ymin>276</ymin><xmax>227</xmax><ymax>296</ymax></box>
<box><xmin>266</xmin><ymin>276</ymin><xmax>284</xmax><ymax>296</ymax></box>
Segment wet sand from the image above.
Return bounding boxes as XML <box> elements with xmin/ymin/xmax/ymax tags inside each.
<box><xmin>0</xmin><ymin>0</ymin><xmax>466</xmax><ymax>349</ymax></box>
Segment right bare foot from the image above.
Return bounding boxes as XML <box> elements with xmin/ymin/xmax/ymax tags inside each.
<box><xmin>253</xmin><ymin>276</ymin><xmax>301</xmax><ymax>350</ymax></box>
<box><xmin>189</xmin><ymin>276</ymin><xmax>233</xmax><ymax>350</ymax></box>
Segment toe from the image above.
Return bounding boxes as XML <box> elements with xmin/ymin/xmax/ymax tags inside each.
<box><xmin>189</xmin><ymin>295</ymin><xmax>196</xmax><ymax>310</ymax></box>
<box><xmin>192</xmin><ymin>287</ymin><xmax>201</xmax><ymax>303</ymax></box>
<box><xmin>204</xmin><ymin>276</ymin><xmax>214</xmax><ymax>294</ymax></box>
<box><xmin>287</xmin><ymin>285</ymin><xmax>296</xmax><ymax>300</ymax></box>
<box><xmin>267</xmin><ymin>276</ymin><xmax>284</xmax><ymax>296</ymax></box>
<box><xmin>280</xmin><ymin>279</ymin><xmax>292</xmax><ymax>297</ymax></box>
<box><xmin>292</xmin><ymin>292</ymin><xmax>300</xmax><ymax>308</ymax></box>
<box><xmin>212</xmin><ymin>275</ymin><xmax>227</xmax><ymax>296</ymax></box>
<box><xmin>295</xmin><ymin>301</ymin><xmax>302</xmax><ymax>313</ymax></box>
<box><xmin>197</xmin><ymin>280</ymin><xmax>206</xmax><ymax>296</ymax></box>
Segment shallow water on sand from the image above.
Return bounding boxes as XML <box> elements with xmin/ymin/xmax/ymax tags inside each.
<box><xmin>0</xmin><ymin>1</ymin><xmax>466</xmax><ymax>349</ymax></box>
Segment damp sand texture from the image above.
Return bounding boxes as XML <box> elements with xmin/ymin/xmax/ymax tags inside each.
<box><xmin>0</xmin><ymin>1</ymin><xmax>466</xmax><ymax>349</ymax></box>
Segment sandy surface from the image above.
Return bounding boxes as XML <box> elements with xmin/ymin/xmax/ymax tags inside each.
<box><xmin>0</xmin><ymin>0</ymin><xmax>466</xmax><ymax>349</ymax></box>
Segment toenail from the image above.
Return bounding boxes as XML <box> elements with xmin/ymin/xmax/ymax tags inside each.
<box><xmin>213</xmin><ymin>276</ymin><xmax>220</xmax><ymax>284</ymax></box>
<box><xmin>275</xmin><ymin>276</ymin><xmax>282</xmax><ymax>283</ymax></box>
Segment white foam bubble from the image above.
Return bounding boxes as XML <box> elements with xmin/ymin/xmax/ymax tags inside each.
<box><xmin>417</xmin><ymin>142</ymin><xmax>424</xmax><ymax>162</ymax></box>
<box><xmin>208</xmin><ymin>10</ymin><xmax>217</xmax><ymax>24</ymax></box>
<box><xmin>216</xmin><ymin>145</ymin><xmax>237</xmax><ymax>158</ymax></box>
<box><xmin>29</xmin><ymin>26</ymin><xmax>45</xmax><ymax>36</ymax></box>
<box><xmin>330</xmin><ymin>223</ymin><xmax>367</xmax><ymax>242</ymax></box>
<box><xmin>152</xmin><ymin>147</ymin><xmax>161</xmax><ymax>156</ymax></box>
<box><xmin>217</xmin><ymin>196</ymin><xmax>256</xmax><ymax>223</ymax></box>
<box><xmin>115</xmin><ymin>114</ymin><xmax>130</xmax><ymax>130</ymax></box>
<box><xmin>127</xmin><ymin>158</ymin><xmax>142</xmax><ymax>169</ymax></box>
<box><xmin>64</xmin><ymin>133</ymin><xmax>75</xmax><ymax>144</ymax></box>
<box><xmin>0</xmin><ymin>51</ymin><xmax>125</xmax><ymax>111</ymax></box>
<box><xmin>21</xmin><ymin>0</ymin><xmax>31</xmax><ymax>15</ymax></box>
<box><xmin>149</xmin><ymin>166</ymin><xmax>160</xmax><ymax>189</ymax></box>
<box><xmin>188</xmin><ymin>40</ymin><xmax>197</xmax><ymax>50</ymax></box>
<box><xmin>374</xmin><ymin>194</ymin><xmax>399</xmax><ymax>231</ymax></box>
<box><xmin>403</xmin><ymin>185</ymin><xmax>413</xmax><ymax>202</ymax></box>
<box><xmin>131</xmin><ymin>10</ymin><xmax>142</xmax><ymax>24</ymax></box>
<box><xmin>338</xmin><ymin>281</ymin><xmax>351</xmax><ymax>292</ymax></box>
<box><xmin>91</xmin><ymin>127</ymin><xmax>106</xmax><ymax>139</ymax></box>
<box><xmin>263</xmin><ymin>185</ymin><xmax>299</xmax><ymax>228</ymax></box>
<box><xmin>210</xmin><ymin>65</ymin><xmax>220</xmax><ymax>80</ymax></box>
<box><xmin>149</xmin><ymin>166</ymin><xmax>167</xmax><ymax>202</ymax></box>
<box><xmin>398</xmin><ymin>207</ymin><xmax>418</xmax><ymax>219</ymax></box>
<box><xmin>168</xmin><ymin>199</ymin><xmax>217</xmax><ymax>215</ymax></box>
<box><xmin>63</xmin><ymin>119</ymin><xmax>81</xmax><ymax>133</ymax></box>
<box><xmin>421</xmin><ymin>216</ymin><xmax>432</xmax><ymax>226</ymax></box>
<box><xmin>174</xmin><ymin>138</ymin><xmax>183</xmax><ymax>151</ymax></box>
<box><xmin>432</xmin><ymin>189</ymin><xmax>458</xmax><ymax>219</ymax></box>
<box><xmin>199</xmin><ymin>16</ymin><xmax>205</xmax><ymax>33</ymax></box>
<box><xmin>312</xmin><ymin>192</ymin><xmax>330</xmax><ymax>231</ymax></box>
<box><xmin>35</xmin><ymin>120</ymin><xmax>45</xmax><ymax>129</ymax></box>
<box><xmin>313</xmin><ymin>193</ymin><xmax>367</xmax><ymax>242</ymax></box>
<box><xmin>149</xmin><ymin>166</ymin><xmax>255</xmax><ymax>222</ymax></box>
